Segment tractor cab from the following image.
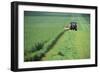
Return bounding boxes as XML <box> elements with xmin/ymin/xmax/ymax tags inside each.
<box><xmin>70</xmin><ymin>22</ymin><xmax>77</xmax><ymax>31</ymax></box>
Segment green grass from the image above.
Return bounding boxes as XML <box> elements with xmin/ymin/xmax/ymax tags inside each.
<box><xmin>42</xmin><ymin>31</ymin><xmax>90</xmax><ymax>60</ymax></box>
<box><xmin>24</xmin><ymin>11</ymin><xmax>90</xmax><ymax>61</ymax></box>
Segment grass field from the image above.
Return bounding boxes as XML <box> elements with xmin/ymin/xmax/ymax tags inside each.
<box><xmin>24</xmin><ymin>11</ymin><xmax>90</xmax><ymax>61</ymax></box>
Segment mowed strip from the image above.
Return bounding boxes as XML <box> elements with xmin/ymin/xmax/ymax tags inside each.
<box><xmin>42</xmin><ymin>16</ymin><xmax>90</xmax><ymax>60</ymax></box>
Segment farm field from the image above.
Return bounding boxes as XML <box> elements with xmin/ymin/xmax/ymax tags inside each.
<box><xmin>24</xmin><ymin>11</ymin><xmax>90</xmax><ymax>61</ymax></box>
